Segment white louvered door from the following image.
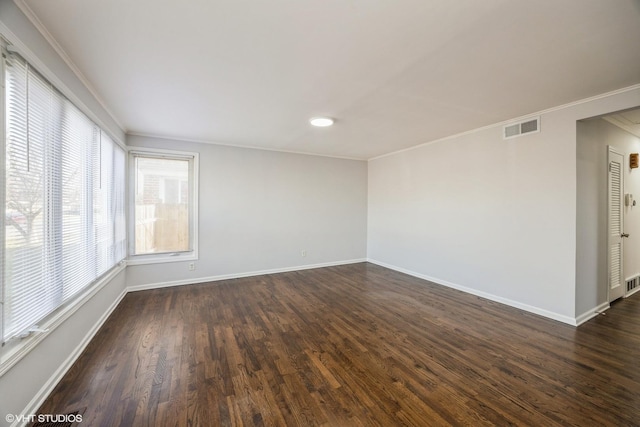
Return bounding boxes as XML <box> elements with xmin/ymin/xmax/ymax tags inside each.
<box><xmin>608</xmin><ymin>147</ymin><xmax>625</xmax><ymax>302</ymax></box>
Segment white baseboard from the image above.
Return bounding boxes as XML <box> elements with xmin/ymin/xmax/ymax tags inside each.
<box><xmin>12</xmin><ymin>288</ymin><xmax>127</xmax><ymax>427</ymax></box>
<box><xmin>575</xmin><ymin>302</ymin><xmax>610</xmax><ymax>326</ymax></box>
<box><xmin>127</xmin><ymin>258</ymin><xmax>368</xmax><ymax>292</ymax></box>
<box><xmin>11</xmin><ymin>258</ymin><xmax>366</xmax><ymax>425</ymax></box>
<box><xmin>626</xmin><ymin>285</ymin><xmax>640</xmax><ymax>298</ymax></box>
<box><xmin>367</xmin><ymin>258</ymin><xmax>578</xmax><ymax>326</ymax></box>
<box><xmin>15</xmin><ymin>256</ymin><xmax>598</xmax><ymax>426</ymax></box>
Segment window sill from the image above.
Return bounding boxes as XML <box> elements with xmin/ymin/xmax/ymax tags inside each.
<box><xmin>127</xmin><ymin>252</ymin><xmax>198</xmax><ymax>266</ymax></box>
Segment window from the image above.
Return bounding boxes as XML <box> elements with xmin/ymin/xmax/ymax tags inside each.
<box><xmin>1</xmin><ymin>47</ymin><xmax>126</xmax><ymax>344</ymax></box>
<box><xmin>129</xmin><ymin>150</ymin><xmax>198</xmax><ymax>263</ymax></box>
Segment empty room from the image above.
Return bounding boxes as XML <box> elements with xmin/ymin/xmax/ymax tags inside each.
<box><xmin>1</xmin><ymin>0</ymin><xmax>640</xmax><ymax>426</ymax></box>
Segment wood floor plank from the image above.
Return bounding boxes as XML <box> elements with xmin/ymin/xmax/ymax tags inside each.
<box><xmin>34</xmin><ymin>263</ymin><xmax>640</xmax><ymax>426</ymax></box>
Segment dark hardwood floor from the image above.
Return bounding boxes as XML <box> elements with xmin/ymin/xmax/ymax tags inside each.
<box><xmin>36</xmin><ymin>263</ymin><xmax>640</xmax><ymax>426</ymax></box>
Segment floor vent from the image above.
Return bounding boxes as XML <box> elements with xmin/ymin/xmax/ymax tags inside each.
<box><xmin>626</xmin><ymin>276</ymin><xmax>639</xmax><ymax>293</ymax></box>
<box><xmin>504</xmin><ymin>117</ymin><xmax>540</xmax><ymax>139</ymax></box>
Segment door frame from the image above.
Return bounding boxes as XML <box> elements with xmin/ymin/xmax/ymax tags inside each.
<box><xmin>607</xmin><ymin>146</ymin><xmax>625</xmax><ymax>303</ymax></box>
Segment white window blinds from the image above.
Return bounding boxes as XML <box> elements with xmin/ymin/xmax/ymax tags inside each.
<box><xmin>2</xmin><ymin>50</ymin><xmax>126</xmax><ymax>342</ymax></box>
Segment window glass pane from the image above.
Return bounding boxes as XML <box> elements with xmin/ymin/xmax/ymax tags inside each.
<box><xmin>2</xmin><ymin>51</ymin><xmax>126</xmax><ymax>342</ymax></box>
<box><xmin>113</xmin><ymin>145</ymin><xmax>127</xmax><ymax>261</ymax></box>
<box><xmin>95</xmin><ymin>132</ymin><xmax>113</xmax><ymax>275</ymax></box>
<box><xmin>5</xmin><ymin>57</ymin><xmax>39</xmax><ymax>336</ymax></box>
<box><xmin>93</xmin><ymin>133</ymin><xmax>126</xmax><ymax>276</ymax></box>
<box><xmin>60</xmin><ymin>101</ymin><xmax>96</xmax><ymax>300</ymax></box>
<box><xmin>5</xmin><ymin>57</ymin><xmax>61</xmax><ymax>337</ymax></box>
<box><xmin>134</xmin><ymin>156</ymin><xmax>190</xmax><ymax>254</ymax></box>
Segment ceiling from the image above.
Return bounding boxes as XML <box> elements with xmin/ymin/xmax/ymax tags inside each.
<box><xmin>605</xmin><ymin>108</ymin><xmax>640</xmax><ymax>138</ymax></box>
<box><xmin>17</xmin><ymin>0</ymin><xmax>640</xmax><ymax>159</ymax></box>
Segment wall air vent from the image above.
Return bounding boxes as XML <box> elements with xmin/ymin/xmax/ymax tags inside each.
<box><xmin>503</xmin><ymin>117</ymin><xmax>540</xmax><ymax>139</ymax></box>
<box><xmin>626</xmin><ymin>276</ymin><xmax>639</xmax><ymax>293</ymax></box>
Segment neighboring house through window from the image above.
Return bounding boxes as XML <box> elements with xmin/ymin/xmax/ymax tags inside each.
<box><xmin>129</xmin><ymin>150</ymin><xmax>198</xmax><ymax>264</ymax></box>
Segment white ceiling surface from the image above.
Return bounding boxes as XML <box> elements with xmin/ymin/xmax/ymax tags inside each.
<box><xmin>606</xmin><ymin>108</ymin><xmax>640</xmax><ymax>138</ymax></box>
<box><xmin>19</xmin><ymin>0</ymin><xmax>640</xmax><ymax>159</ymax></box>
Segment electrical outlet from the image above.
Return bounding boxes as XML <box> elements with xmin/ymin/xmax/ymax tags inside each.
<box><xmin>301</xmin><ymin>250</ymin><xmax>307</xmax><ymax>257</ymax></box>
<box><xmin>188</xmin><ymin>262</ymin><xmax>195</xmax><ymax>271</ymax></box>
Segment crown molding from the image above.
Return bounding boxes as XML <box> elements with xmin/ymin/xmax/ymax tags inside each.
<box><xmin>369</xmin><ymin>83</ymin><xmax>640</xmax><ymax>161</ymax></box>
<box><xmin>12</xmin><ymin>0</ymin><xmax>126</xmax><ymax>132</ymax></box>
<box><xmin>127</xmin><ymin>131</ymin><xmax>367</xmax><ymax>161</ymax></box>
<box><xmin>603</xmin><ymin>116</ymin><xmax>640</xmax><ymax>139</ymax></box>
<box><xmin>0</xmin><ymin>21</ymin><xmax>126</xmax><ymax>149</ymax></box>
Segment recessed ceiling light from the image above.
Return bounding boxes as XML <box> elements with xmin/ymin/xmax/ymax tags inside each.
<box><xmin>309</xmin><ymin>117</ymin><xmax>334</xmax><ymax>127</ymax></box>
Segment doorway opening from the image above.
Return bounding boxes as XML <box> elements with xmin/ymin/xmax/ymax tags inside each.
<box><xmin>576</xmin><ymin>106</ymin><xmax>640</xmax><ymax>319</ymax></box>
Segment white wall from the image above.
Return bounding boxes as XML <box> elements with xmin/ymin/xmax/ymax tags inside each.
<box><xmin>368</xmin><ymin>87</ymin><xmax>640</xmax><ymax>324</ymax></box>
<box><xmin>126</xmin><ymin>135</ymin><xmax>368</xmax><ymax>289</ymax></box>
<box><xmin>0</xmin><ymin>0</ymin><xmax>124</xmax><ymax>143</ymax></box>
<box><xmin>576</xmin><ymin>117</ymin><xmax>640</xmax><ymax>316</ymax></box>
<box><xmin>0</xmin><ymin>2</ymin><xmax>128</xmax><ymax>425</ymax></box>
<box><xmin>0</xmin><ymin>0</ymin><xmax>637</xmax><ymax>420</ymax></box>
<box><xmin>0</xmin><ymin>270</ymin><xmax>126</xmax><ymax>427</ymax></box>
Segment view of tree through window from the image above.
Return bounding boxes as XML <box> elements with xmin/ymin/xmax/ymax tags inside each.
<box><xmin>2</xmin><ymin>50</ymin><xmax>126</xmax><ymax>342</ymax></box>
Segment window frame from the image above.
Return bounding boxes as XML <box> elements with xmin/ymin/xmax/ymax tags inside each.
<box><xmin>0</xmin><ymin>33</ymin><xmax>128</xmax><ymax>375</ymax></box>
<box><xmin>127</xmin><ymin>148</ymin><xmax>199</xmax><ymax>265</ymax></box>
